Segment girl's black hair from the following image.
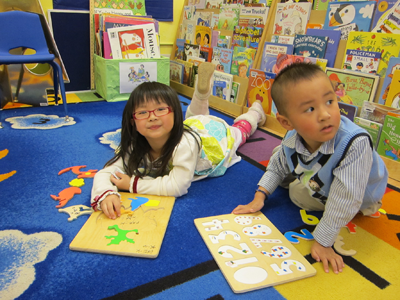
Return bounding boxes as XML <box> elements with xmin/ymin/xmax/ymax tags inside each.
<box><xmin>105</xmin><ymin>82</ymin><xmax>200</xmax><ymax>178</ymax></box>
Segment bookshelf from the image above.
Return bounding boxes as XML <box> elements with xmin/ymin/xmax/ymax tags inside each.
<box><xmin>170</xmin><ymin>0</ymin><xmax>399</xmax><ymax>186</ymax></box>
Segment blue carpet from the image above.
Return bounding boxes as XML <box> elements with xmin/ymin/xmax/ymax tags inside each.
<box><xmin>1</xmin><ymin>98</ymin><xmax>310</xmax><ymax>300</ymax></box>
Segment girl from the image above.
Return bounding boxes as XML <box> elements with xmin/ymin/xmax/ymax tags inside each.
<box><xmin>91</xmin><ymin>62</ymin><xmax>266</xmax><ymax>219</ymax></box>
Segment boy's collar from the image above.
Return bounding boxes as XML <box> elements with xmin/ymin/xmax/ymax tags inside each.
<box><xmin>283</xmin><ymin>132</ymin><xmax>335</xmax><ymax>155</ymax></box>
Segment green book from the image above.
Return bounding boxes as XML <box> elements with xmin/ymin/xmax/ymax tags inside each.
<box><xmin>354</xmin><ymin>117</ymin><xmax>382</xmax><ymax>150</ymax></box>
<box><xmin>376</xmin><ymin>115</ymin><xmax>400</xmax><ymax>161</ymax></box>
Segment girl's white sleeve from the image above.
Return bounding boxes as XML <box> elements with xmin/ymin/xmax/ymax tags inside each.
<box><xmin>134</xmin><ymin>133</ymin><xmax>200</xmax><ymax>197</ymax></box>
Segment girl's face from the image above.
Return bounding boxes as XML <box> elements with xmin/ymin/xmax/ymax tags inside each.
<box><xmin>133</xmin><ymin>99</ymin><xmax>174</xmax><ymax>147</ymax></box>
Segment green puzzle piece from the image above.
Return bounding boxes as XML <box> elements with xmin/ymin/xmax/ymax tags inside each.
<box><xmin>105</xmin><ymin>225</ymin><xmax>139</xmax><ymax>246</ymax></box>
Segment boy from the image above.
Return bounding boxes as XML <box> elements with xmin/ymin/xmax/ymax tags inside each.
<box><xmin>232</xmin><ymin>63</ymin><xmax>388</xmax><ymax>274</ymax></box>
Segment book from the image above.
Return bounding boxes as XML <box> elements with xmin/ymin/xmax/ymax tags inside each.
<box><xmin>183</xmin><ymin>5</ymin><xmax>196</xmax><ymax>21</ymax></box>
<box><xmin>199</xmin><ymin>46</ymin><xmax>213</xmax><ymax>62</ymax></box>
<box><xmin>272</xmin><ymin>53</ymin><xmax>328</xmax><ymax>75</ymax></box>
<box><xmin>218</xmin><ymin>4</ymin><xmax>241</xmax><ymax>30</ymax></box>
<box><xmin>313</xmin><ymin>0</ymin><xmax>330</xmax><ymax>11</ymax></box>
<box><xmin>212</xmin><ymin>70</ymin><xmax>233</xmax><ymax>101</ymax></box>
<box><xmin>217</xmin><ymin>33</ymin><xmax>232</xmax><ymax>48</ymax></box>
<box><xmin>306</xmin><ymin>23</ymin><xmax>323</xmax><ymax>30</ymax></box>
<box><xmin>260</xmin><ymin>54</ymin><xmax>278</xmax><ymax>73</ymax></box>
<box><xmin>108</xmin><ymin>23</ymin><xmax>159</xmax><ymax>59</ymax></box>
<box><xmin>212</xmin><ymin>47</ymin><xmax>234</xmax><ymax>73</ymax></box>
<box><xmin>247</xmin><ymin>69</ymin><xmax>276</xmax><ymax>115</ymax></box>
<box><xmin>231</xmin><ymin>46</ymin><xmax>257</xmax><ymax>78</ymax></box>
<box><xmin>175</xmin><ymin>38</ymin><xmax>186</xmax><ymax>60</ymax></box>
<box><xmin>184</xmin><ymin>43</ymin><xmax>200</xmax><ymax>60</ymax></box>
<box><xmin>206</xmin><ymin>0</ymin><xmax>224</xmax><ymax>9</ymax></box>
<box><xmin>360</xmin><ymin>101</ymin><xmax>400</xmax><ymax>124</ymax></box>
<box><xmin>271</xmin><ymin>35</ymin><xmax>295</xmax><ymax>44</ymax></box>
<box><xmin>372</xmin><ymin>0</ymin><xmax>400</xmax><ymax>33</ymax></box>
<box><xmin>181</xmin><ymin>19</ymin><xmax>197</xmax><ymax>44</ymax></box>
<box><xmin>376</xmin><ymin>115</ymin><xmax>400</xmax><ymax>160</ymax></box>
<box><xmin>176</xmin><ymin>59</ymin><xmax>195</xmax><ymax>86</ymax></box>
<box><xmin>354</xmin><ymin>117</ymin><xmax>383</xmax><ymax>149</ymax></box>
<box><xmin>238</xmin><ymin>6</ymin><xmax>270</xmax><ymax>28</ymax></box>
<box><xmin>230</xmin><ymin>81</ymin><xmax>240</xmax><ymax>103</ymax></box>
<box><xmin>384</xmin><ymin>69</ymin><xmax>400</xmax><ymax>108</ymax></box>
<box><xmin>338</xmin><ymin>102</ymin><xmax>358</xmax><ymax>122</ymax></box>
<box><xmin>378</xmin><ymin>57</ymin><xmax>400</xmax><ymax>105</ymax></box>
<box><xmin>262</xmin><ymin>41</ymin><xmax>294</xmax><ymax>56</ymax></box>
<box><xmin>323</xmin><ymin>1</ymin><xmax>376</xmax><ymax>40</ymax></box>
<box><xmin>371</xmin><ymin>0</ymin><xmax>397</xmax><ymax>29</ymax></box>
<box><xmin>170</xmin><ymin>60</ymin><xmax>185</xmax><ymax>84</ymax></box>
<box><xmin>326</xmin><ymin>67</ymin><xmax>380</xmax><ymax>107</ymax></box>
<box><xmin>231</xmin><ymin>25</ymin><xmax>264</xmax><ymax>49</ymax></box>
<box><xmin>293</xmin><ymin>34</ymin><xmax>328</xmax><ymax>58</ymax></box>
<box><xmin>211</xmin><ymin>13</ymin><xmax>219</xmax><ymax>30</ymax></box>
<box><xmin>213</xmin><ymin>80</ymin><xmax>227</xmax><ymax>99</ymax></box>
<box><xmin>306</xmin><ymin>28</ymin><xmax>341</xmax><ymax>68</ymax></box>
<box><xmin>343</xmin><ymin>31</ymin><xmax>400</xmax><ymax>76</ymax></box>
<box><xmin>273</xmin><ymin>2</ymin><xmax>312</xmax><ymax>36</ymax></box>
<box><xmin>195</xmin><ymin>25</ymin><xmax>212</xmax><ymax>47</ymax></box>
<box><xmin>188</xmin><ymin>0</ymin><xmax>206</xmax><ymax>9</ymax></box>
<box><xmin>343</xmin><ymin>49</ymin><xmax>381</xmax><ymax>75</ymax></box>
<box><xmin>195</xmin><ymin>11</ymin><xmax>213</xmax><ymax>27</ymax></box>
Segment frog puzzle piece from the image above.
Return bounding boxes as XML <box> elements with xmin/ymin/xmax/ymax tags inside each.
<box><xmin>105</xmin><ymin>225</ymin><xmax>139</xmax><ymax>246</ymax></box>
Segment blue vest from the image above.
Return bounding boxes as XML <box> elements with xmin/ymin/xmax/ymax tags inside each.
<box><xmin>283</xmin><ymin>117</ymin><xmax>388</xmax><ymax>210</ymax></box>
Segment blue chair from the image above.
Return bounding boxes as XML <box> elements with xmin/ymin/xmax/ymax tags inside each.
<box><xmin>0</xmin><ymin>10</ymin><xmax>69</xmax><ymax>128</ymax></box>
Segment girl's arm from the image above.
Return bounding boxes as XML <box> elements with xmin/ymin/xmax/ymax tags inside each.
<box><xmin>133</xmin><ymin>133</ymin><xmax>200</xmax><ymax>197</ymax></box>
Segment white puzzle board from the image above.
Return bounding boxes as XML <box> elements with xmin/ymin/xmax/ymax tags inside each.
<box><xmin>194</xmin><ymin>212</ymin><xmax>317</xmax><ymax>293</ymax></box>
<box><xmin>70</xmin><ymin>192</ymin><xmax>175</xmax><ymax>258</ymax></box>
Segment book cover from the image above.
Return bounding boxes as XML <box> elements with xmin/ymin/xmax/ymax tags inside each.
<box><xmin>206</xmin><ymin>0</ymin><xmax>224</xmax><ymax>9</ymax></box>
<box><xmin>212</xmin><ymin>47</ymin><xmax>234</xmax><ymax>73</ymax></box>
<box><xmin>372</xmin><ymin>0</ymin><xmax>400</xmax><ymax>33</ymax></box>
<box><xmin>272</xmin><ymin>54</ymin><xmax>328</xmax><ymax>74</ymax></box>
<box><xmin>176</xmin><ymin>59</ymin><xmax>194</xmax><ymax>86</ymax></box>
<box><xmin>213</xmin><ymin>70</ymin><xmax>233</xmax><ymax>101</ymax></box>
<box><xmin>260</xmin><ymin>54</ymin><xmax>278</xmax><ymax>73</ymax></box>
<box><xmin>293</xmin><ymin>34</ymin><xmax>328</xmax><ymax>58</ymax></box>
<box><xmin>323</xmin><ymin>1</ymin><xmax>376</xmax><ymax>40</ymax></box>
<box><xmin>211</xmin><ymin>13</ymin><xmax>219</xmax><ymax>30</ymax></box>
<box><xmin>195</xmin><ymin>25</ymin><xmax>212</xmax><ymax>47</ymax></box>
<box><xmin>360</xmin><ymin>101</ymin><xmax>400</xmax><ymax>124</ymax></box>
<box><xmin>343</xmin><ymin>49</ymin><xmax>381</xmax><ymax>74</ymax></box>
<box><xmin>338</xmin><ymin>101</ymin><xmax>358</xmax><ymax>122</ymax></box>
<box><xmin>343</xmin><ymin>31</ymin><xmax>400</xmax><ymax>76</ymax></box>
<box><xmin>175</xmin><ymin>38</ymin><xmax>186</xmax><ymax>60</ymax></box>
<box><xmin>231</xmin><ymin>26</ymin><xmax>264</xmax><ymax>49</ymax></box>
<box><xmin>271</xmin><ymin>35</ymin><xmax>295</xmax><ymax>44</ymax></box>
<box><xmin>230</xmin><ymin>81</ymin><xmax>240</xmax><ymax>103</ymax></box>
<box><xmin>183</xmin><ymin>5</ymin><xmax>196</xmax><ymax>21</ymax></box>
<box><xmin>371</xmin><ymin>0</ymin><xmax>397</xmax><ymax>29</ymax></box>
<box><xmin>218</xmin><ymin>4</ymin><xmax>241</xmax><ymax>30</ymax></box>
<box><xmin>273</xmin><ymin>2</ymin><xmax>312</xmax><ymax>36</ymax></box>
<box><xmin>200</xmin><ymin>46</ymin><xmax>213</xmax><ymax>62</ymax></box>
<box><xmin>213</xmin><ymin>80</ymin><xmax>227</xmax><ymax>99</ymax></box>
<box><xmin>263</xmin><ymin>41</ymin><xmax>294</xmax><ymax>56</ymax></box>
<box><xmin>103</xmin><ymin>15</ymin><xmax>159</xmax><ymax>33</ymax></box>
<box><xmin>170</xmin><ymin>60</ymin><xmax>185</xmax><ymax>84</ymax></box>
<box><xmin>108</xmin><ymin>26</ymin><xmax>147</xmax><ymax>59</ymax></box>
<box><xmin>376</xmin><ymin>115</ymin><xmax>400</xmax><ymax>160</ymax></box>
<box><xmin>238</xmin><ymin>6</ymin><xmax>270</xmax><ymax>27</ymax></box>
<box><xmin>326</xmin><ymin>67</ymin><xmax>380</xmax><ymax>107</ymax></box>
<box><xmin>313</xmin><ymin>0</ymin><xmax>329</xmax><ymax>11</ymax></box>
<box><xmin>231</xmin><ymin>46</ymin><xmax>257</xmax><ymax>78</ymax></box>
<box><xmin>188</xmin><ymin>0</ymin><xmax>206</xmax><ymax>9</ymax></box>
<box><xmin>217</xmin><ymin>34</ymin><xmax>232</xmax><ymax>49</ymax></box>
<box><xmin>184</xmin><ymin>43</ymin><xmax>200</xmax><ymax>60</ymax></box>
<box><xmin>195</xmin><ymin>11</ymin><xmax>213</xmax><ymax>27</ymax></box>
<box><xmin>379</xmin><ymin>57</ymin><xmax>400</xmax><ymax>105</ymax></box>
<box><xmin>247</xmin><ymin>69</ymin><xmax>276</xmax><ymax>115</ymax></box>
<box><xmin>354</xmin><ymin>117</ymin><xmax>383</xmax><ymax>149</ymax></box>
<box><xmin>181</xmin><ymin>19</ymin><xmax>197</xmax><ymax>44</ymax></box>
<box><xmin>306</xmin><ymin>28</ymin><xmax>341</xmax><ymax>68</ymax></box>
<box><xmin>384</xmin><ymin>69</ymin><xmax>400</xmax><ymax>108</ymax></box>
<box><xmin>306</xmin><ymin>23</ymin><xmax>323</xmax><ymax>30</ymax></box>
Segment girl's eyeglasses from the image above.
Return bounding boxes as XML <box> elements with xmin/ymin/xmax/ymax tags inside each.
<box><xmin>133</xmin><ymin>107</ymin><xmax>173</xmax><ymax>120</ymax></box>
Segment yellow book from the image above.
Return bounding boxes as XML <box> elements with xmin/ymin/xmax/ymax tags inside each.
<box><xmin>385</xmin><ymin>69</ymin><xmax>400</xmax><ymax>108</ymax></box>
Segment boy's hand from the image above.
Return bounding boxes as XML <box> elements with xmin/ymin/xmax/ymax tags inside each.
<box><xmin>100</xmin><ymin>194</ymin><xmax>121</xmax><ymax>219</ymax></box>
<box><xmin>232</xmin><ymin>198</ymin><xmax>264</xmax><ymax>214</ymax></box>
<box><xmin>110</xmin><ymin>172</ymin><xmax>130</xmax><ymax>191</ymax></box>
<box><xmin>311</xmin><ymin>241</ymin><xmax>344</xmax><ymax>274</ymax></box>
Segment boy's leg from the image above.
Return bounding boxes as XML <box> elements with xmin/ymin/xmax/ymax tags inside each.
<box><xmin>185</xmin><ymin>62</ymin><xmax>215</xmax><ymax>119</ymax></box>
<box><xmin>232</xmin><ymin>100</ymin><xmax>266</xmax><ymax>146</ymax></box>
<box><xmin>289</xmin><ymin>180</ymin><xmax>325</xmax><ymax>211</ymax></box>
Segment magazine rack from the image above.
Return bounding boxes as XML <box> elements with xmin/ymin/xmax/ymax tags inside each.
<box><xmin>172</xmin><ymin>0</ymin><xmax>399</xmax><ymax>184</ymax></box>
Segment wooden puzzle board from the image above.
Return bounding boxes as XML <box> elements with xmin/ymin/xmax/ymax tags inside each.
<box><xmin>70</xmin><ymin>192</ymin><xmax>175</xmax><ymax>258</ymax></box>
<box><xmin>194</xmin><ymin>212</ymin><xmax>316</xmax><ymax>293</ymax></box>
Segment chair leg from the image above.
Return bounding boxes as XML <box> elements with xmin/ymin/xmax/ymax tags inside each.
<box><xmin>15</xmin><ymin>64</ymin><xmax>25</xmax><ymax>102</ymax></box>
<box><xmin>50</xmin><ymin>62</ymin><xmax>69</xmax><ymax>121</ymax></box>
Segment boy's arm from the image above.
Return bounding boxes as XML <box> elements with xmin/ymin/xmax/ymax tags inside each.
<box><xmin>312</xmin><ymin>136</ymin><xmax>374</xmax><ymax>271</ymax></box>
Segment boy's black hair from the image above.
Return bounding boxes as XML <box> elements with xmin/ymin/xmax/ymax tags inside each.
<box><xmin>105</xmin><ymin>81</ymin><xmax>200</xmax><ymax>178</ymax></box>
<box><xmin>271</xmin><ymin>62</ymin><xmax>325</xmax><ymax>116</ymax></box>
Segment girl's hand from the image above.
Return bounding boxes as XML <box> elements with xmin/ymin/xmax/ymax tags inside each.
<box><xmin>232</xmin><ymin>198</ymin><xmax>264</xmax><ymax>214</ymax></box>
<box><xmin>311</xmin><ymin>241</ymin><xmax>345</xmax><ymax>274</ymax></box>
<box><xmin>100</xmin><ymin>194</ymin><xmax>121</xmax><ymax>219</ymax></box>
<box><xmin>110</xmin><ymin>172</ymin><xmax>131</xmax><ymax>191</ymax></box>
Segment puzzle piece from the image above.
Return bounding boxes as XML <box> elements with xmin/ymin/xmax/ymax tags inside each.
<box><xmin>69</xmin><ymin>178</ymin><xmax>85</xmax><ymax>187</ymax></box>
<box><xmin>58</xmin><ymin>165</ymin><xmax>98</xmax><ymax>178</ymax></box>
<box><xmin>333</xmin><ymin>235</ymin><xmax>356</xmax><ymax>256</ymax></box>
<box><xmin>58</xmin><ymin>205</ymin><xmax>93</xmax><ymax>221</ymax></box>
<box><xmin>300</xmin><ymin>210</ymin><xmax>319</xmax><ymax>225</ymax></box>
<box><xmin>50</xmin><ymin>187</ymin><xmax>82</xmax><ymax>208</ymax></box>
<box><xmin>105</xmin><ymin>225</ymin><xmax>138</xmax><ymax>246</ymax></box>
<box><xmin>284</xmin><ymin>229</ymin><xmax>314</xmax><ymax>244</ymax></box>
<box><xmin>128</xmin><ymin>196</ymin><xmax>149</xmax><ymax>211</ymax></box>
<box><xmin>345</xmin><ymin>221</ymin><xmax>357</xmax><ymax>234</ymax></box>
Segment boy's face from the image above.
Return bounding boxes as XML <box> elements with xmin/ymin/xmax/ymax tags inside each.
<box><xmin>277</xmin><ymin>73</ymin><xmax>341</xmax><ymax>153</ymax></box>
